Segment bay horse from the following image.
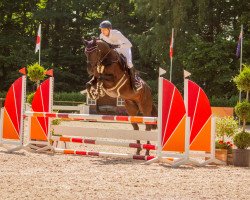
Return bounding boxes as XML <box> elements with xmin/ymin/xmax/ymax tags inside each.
<box><xmin>84</xmin><ymin>38</ymin><xmax>157</xmax><ymax>155</ymax></box>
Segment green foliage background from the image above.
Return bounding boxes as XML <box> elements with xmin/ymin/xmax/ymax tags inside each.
<box><xmin>0</xmin><ymin>0</ymin><xmax>249</xmax><ymax>103</ymax></box>
<box><xmin>233</xmin><ymin>131</ymin><xmax>250</xmax><ymax>149</ymax></box>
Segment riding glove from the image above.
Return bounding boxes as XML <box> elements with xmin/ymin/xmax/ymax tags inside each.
<box><xmin>111</xmin><ymin>44</ymin><xmax>120</xmax><ymax>49</ymax></box>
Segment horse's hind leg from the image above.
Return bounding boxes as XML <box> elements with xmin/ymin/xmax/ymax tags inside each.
<box><xmin>124</xmin><ymin>100</ymin><xmax>139</xmax><ymax>130</ymax></box>
<box><xmin>124</xmin><ymin>100</ymin><xmax>141</xmax><ymax>155</ymax></box>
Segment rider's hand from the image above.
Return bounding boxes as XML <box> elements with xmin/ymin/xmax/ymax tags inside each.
<box><xmin>111</xmin><ymin>44</ymin><xmax>120</xmax><ymax>49</ymax></box>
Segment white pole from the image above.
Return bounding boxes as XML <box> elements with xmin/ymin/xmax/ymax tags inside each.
<box><xmin>211</xmin><ymin>117</ymin><xmax>216</xmax><ymax>159</ymax></box>
<box><xmin>239</xmin><ymin>24</ymin><xmax>243</xmax><ymax>102</ymax></box>
<box><xmin>145</xmin><ymin>72</ymin><xmax>163</xmax><ymax>164</ymax></box>
<box><xmin>157</xmin><ymin>77</ymin><xmax>163</xmax><ymax>158</ymax></box>
<box><xmin>20</xmin><ymin>76</ymin><xmax>26</xmax><ymax>145</ymax></box>
<box><xmin>184</xmin><ymin>78</ymin><xmax>189</xmax><ymax>157</ymax></box>
<box><xmin>169</xmin><ymin>28</ymin><xmax>174</xmax><ymax>82</ymax></box>
<box><xmin>0</xmin><ymin>108</ymin><xmax>4</xmax><ymax>143</ymax></box>
<box><xmin>46</xmin><ymin>77</ymin><xmax>53</xmax><ymax>141</ymax></box>
<box><xmin>38</xmin><ymin>24</ymin><xmax>41</xmax><ymax>65</ymax></box>
<box><xmin>184</xmin><ymin>117</ymin><xmax>190</xmax><ymax>157</ymax></box>
<box><xmin>39</xmin><ymin>49</ymin><xmax>41</xmax><ymax>65</ymax></box>
<box><xmin>240</xmin><ymin>24</ymin><xmax>243</xmax><ymax>73</ymax></box>
<box><xmin>170</xmin><ymin>58</ymin><xmax>172</xmax><ymax>82</ymax></box>
<box><xmin>184</xmin><ymin>78</ymin><xmax>188</xmax><ymax>112</ymax></box>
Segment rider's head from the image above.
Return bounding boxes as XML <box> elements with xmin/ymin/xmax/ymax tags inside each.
<box><xmin>99</xmin><ymin>20</ymin><xmax>112</xmax><ymax>37</ymax></box>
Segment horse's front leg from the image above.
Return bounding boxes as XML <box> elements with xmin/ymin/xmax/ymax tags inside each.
<box><xmin>86</xmin><ymin>76</ymin><xmax>99</xmax><ymax>100</ymax></box>
<box><xmin>86</xmin><ymin>76</ymin><xmax>97</xmax><ymax>90</ymax></box>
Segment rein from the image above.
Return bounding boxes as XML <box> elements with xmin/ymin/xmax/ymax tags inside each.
<box><xmin>99</xmin><ymin>49</ymin><xmax>112</xmax><ymax>63</ymax></box>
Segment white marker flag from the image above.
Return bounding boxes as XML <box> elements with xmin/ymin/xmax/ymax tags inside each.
<box><xmin>184</xmin><ymin>70</ymin><xmax>191</xmax><ymax>78</ymax></box>
<box><xmin>159</xmin><ymin>67</ymin><xmax>166</xmax><ymax>76</ymax></box>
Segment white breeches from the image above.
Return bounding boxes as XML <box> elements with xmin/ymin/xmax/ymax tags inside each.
<box><xmin>116</xmin><ymin>48</ymin><xmax>133</xmax><ymax>68</ymax></box>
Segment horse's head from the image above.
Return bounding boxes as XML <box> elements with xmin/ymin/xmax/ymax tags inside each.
<box><xmin>84</xmin><ymin>37</ymin><xmax>111</xmax><ymax>75</ymax></box>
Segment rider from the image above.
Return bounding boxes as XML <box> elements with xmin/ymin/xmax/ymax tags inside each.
<box><xmin>99</xmin><ymin>20</ymin><xmax>142</xmax><ymax>91</ymax></box>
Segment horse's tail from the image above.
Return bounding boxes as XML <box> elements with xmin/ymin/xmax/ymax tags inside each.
<box><xmin>151</xmin><ymin>103</ymin><xmax>158</xmax><ymax>130</ymax></box>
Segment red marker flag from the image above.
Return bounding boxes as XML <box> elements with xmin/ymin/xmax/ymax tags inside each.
<box><xmin>35</xmin><ymin>24</ymin><xmax>41</xmax><ymax>53</ymax></box>
<box><xmin>45</xmin><ymin>69</ymin><xmax>54</xmax><ymax>77</ymax></box>
<box><xmin>19</xmin><ymin>67</ymin><xmax>26</xmax><ymax>75</ymax></box>
<box><xmin>169</xmin><ymin>29</ymin><xmax>174</xmax><ymax>59</ymax></box>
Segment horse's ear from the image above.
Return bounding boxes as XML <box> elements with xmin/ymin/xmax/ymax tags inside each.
<box><xmin>82</xmin><ymin>37</ymin><xmax>89</xmax><ymax>46</ymax></box>
<box><xmin>92</xmin><ymin>37</ymin><xmax>96</xmax><ymax>45</ymax></box>
<box><xmin>84</xmin><ymin>40</ymin><xmax>89</xmax><ymax>45</ymax></box>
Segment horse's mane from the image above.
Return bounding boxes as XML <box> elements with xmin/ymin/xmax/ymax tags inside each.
<box><xmin>97</xmin><ymin>38</ymin><xmax>113</xmax><ymax>49</ymax></box>
<box><xmin>85</xmin><ymin>38</ymin><xmax>112</xmax><ymax>51</ymax></box>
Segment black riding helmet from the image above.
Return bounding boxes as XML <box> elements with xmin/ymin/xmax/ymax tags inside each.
<box><xmin>99</xmin><ymin>20</ymin><xmax>112</xmax><ymax>29</ymax></box>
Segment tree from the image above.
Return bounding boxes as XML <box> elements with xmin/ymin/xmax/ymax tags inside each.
<box><xmin>27</xmin><ymin>62</ymin><xmax>46</xmax><ymax>89</ymax></box>
<box><xmin>234</xmin><ymin>64</ymin><xmax>250</xmax><ymax>100</ymax></box>
<box><xmin>0</xmin><ymin>0</ymin><xmax>249</xmax><ymax>102</ymax></box>
<box><xmin>234</xmin><ymin>65</ymin><xmax>250</xmax><ymax>131</ymax></box>
<box><xmin>0</xmin><ymin>1</ymin><xmax>38</xmax><ymax>90</ymax></box>
<box><xmin>133</xmin><ymin>0</ymin><xmax>250</xmax><ymax>98</ymax></box>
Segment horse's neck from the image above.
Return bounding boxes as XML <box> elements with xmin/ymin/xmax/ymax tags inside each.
<box><xmin>108</xmin><ymin>49</ymin><xmax>118</xmax><ymax>60</ymax></box>
<box><xmin>102</xmin><ymin>49</ymin><xmax>118</xmax><ymax>64</ymax></box>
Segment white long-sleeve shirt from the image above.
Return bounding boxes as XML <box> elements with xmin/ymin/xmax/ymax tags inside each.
<box><xmin>99</xmin><ymin>29</ymin><xmax>133</xmax><ymax>68</ymax></box>
<box><xmin>100</xmin><ymin>29</ymin><xmax>132</xmax><ymax>49</ymax></box>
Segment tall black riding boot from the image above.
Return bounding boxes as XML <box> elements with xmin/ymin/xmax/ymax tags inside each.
<box><xmin>129</xmin><ymin>67</ymin><xmax>141</xmax><ymax>91</ymax></box>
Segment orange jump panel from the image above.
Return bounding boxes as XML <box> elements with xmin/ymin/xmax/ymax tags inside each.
<box><xmin>190</xmin><ymin>118</ymin><xmax>211</xmax><ymax>152</ymax></box>
<box><xmin>2</xmin><ymin>109</ymin><xmax>19</xmax><ymax>140</ymax></box>
<box><xmin>30</xmin><ymin>117</ymin><xmax>48</xmax><ymax>141</ymax></box>
<box><xmin>162</xmin><ymin>116</ymin><xmax>186</xmax><ymax>152</ymax></box>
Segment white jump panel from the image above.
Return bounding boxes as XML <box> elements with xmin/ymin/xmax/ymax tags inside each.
<box><xmin>51</xmin><ymin>125</ymin><xmax>158</xmax><ymax>141</ymax></box>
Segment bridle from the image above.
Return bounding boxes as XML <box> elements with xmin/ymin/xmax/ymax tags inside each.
<box><xmin>85</xmin><ymin>44</ymin><xmax>113</xmax><ymax>66</ymax></box>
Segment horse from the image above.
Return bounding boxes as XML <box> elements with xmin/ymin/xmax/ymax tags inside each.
<box><xmin>84</xmin><ymin>37</ymin><xmax>157</xmax><ymax>155</ymax></box>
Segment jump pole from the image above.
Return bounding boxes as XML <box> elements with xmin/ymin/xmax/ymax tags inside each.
<box><xmin>24</xmin><ymin>112</ymin><xmax>157</xmax><ymax>125</ymax></box>
<box><xmin>51</xmin><ymin>135</ymin><xmax>157</xmax><ymax>150</ymax></box>
<box><xmin>54</xmin><ymin>148</ymin><xmax>155</xmax><ymax>161</ymax></box>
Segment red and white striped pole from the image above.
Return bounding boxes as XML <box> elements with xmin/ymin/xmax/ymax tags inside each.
<box><xmin>52</xmin><ymin>135</ymin><xmax>157</xmax><ymax>150</ymax></box>
<box><xmin>25</xmin><ymin>111</ymin><xmax>158</xmax><ymax>125</ymax></box>
<box><xmin>55</xmin><ymin>148</ymin><xmax>155</xmax><ymax>161</ymax></box>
